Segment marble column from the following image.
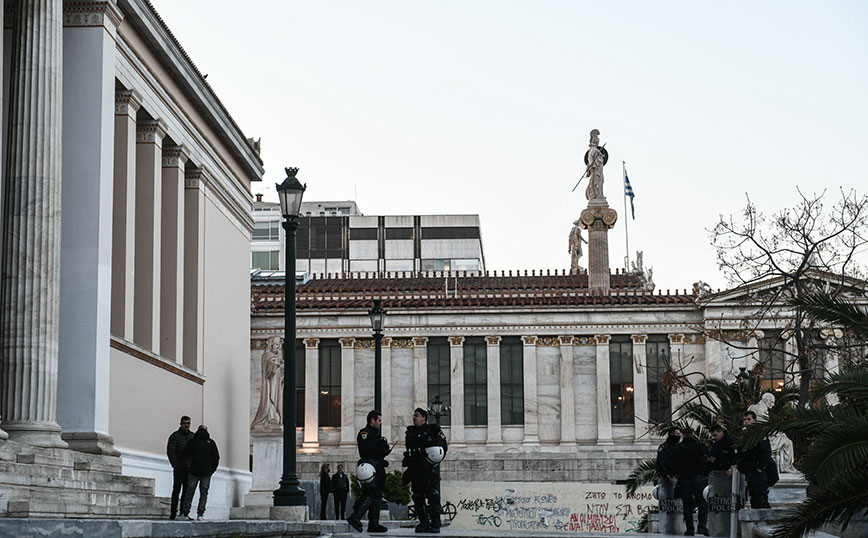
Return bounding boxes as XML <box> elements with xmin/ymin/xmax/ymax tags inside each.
<box><xmin>704</xmin><ymin>328</ymin><xmax>724</xmax><ymax>380</ymax></box>
<box><xmin>0</xmin><ymin>0</ymin><xmax>67</xmax><ymax>448</ymax></box>
<box><xmin>485</xmin><ymin>336</ymin><xmax>502</xmax><ymax>444</ymax></box>
<box><xmin>183</xmin><ymin>167</ymin><xmax>207</xmax><ymax>371</ymax></box>
<box><xmin>521</xmin><ymin>336</ymin><xmax>539</xmax><ymax>445</ymax></box>
<box><xmin>160</xmin><ymin>145</ymin><xmax>187</xmax><ymax>362</ymax></box>
<box><xmin>668</xmin><ymin>333</ymin><xmax>687</xmax><ymax>416</ymax></box>
<box><xmin>303</xmin><ymin>338</ymin><xmax>320</xmax><ymax>449</ymax></box>
<box><xmin>448</xmin><ymin>337</ymin><xmax>465</xmax><ymax>443</ymax></box>
<box><xmin>746</xmin><ymin>331</ymin><xmax>762</xmax><ymax>372</ymax></box>
<box><xmin>631</xmin><ymin>335</ymin><xmax>649</xmax><ymax>442</ymax></box>
<box><xmin>111</xmin><ymin>89</ymin><xmax>140</xmax><ymax>339</ymax></box>
<box><xmin>579</xmin><ymin>204</ymin><xmax>618</xmax><ymax>295</ymax></box>
<box><xmin>381</xmin><ymin>337</ymin><xmax>393</xmax><ymax>440</ymax></box>
<box><xmin>339</xmin><ymin>338</ymin><xmax>356</xmax><ymax>446</ymax></box>
<box><xmin>133</xmin><ymin>119</ymin><xmax>167</xmax><ymax>352</ymax></box>
<box><xmin>820</xmin><ymin>329</ymin><xmax>842</xmax><ymax>405</ymax></box>
<box><xmin>412</xmin><ymin>337</ymin><xmax>429</xmax><ymax>408</ymax></box>
<box><xmin>558</xmin><ymin>336</ymin><xmax>576</xmax><ymax>444</ymax></box>
<box><xmin>783</xmin><ymin>331</ymin><xmax>797</xmax><ymax>390</ymax></box>
<box><xmin>56</xmin><ymin>0</ymin><xmax>123</xmax><ymax>455</ymax></box>
<box><xmin>595</xmin><ymin>335</ymin><xmax>613</xmax><ymax>443</ymax></box>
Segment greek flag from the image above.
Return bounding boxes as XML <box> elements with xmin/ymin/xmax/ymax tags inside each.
<box><xmin>624</xmin><ymin>167</ymin><xmax>635</xmax><ymax>219</ymax></box>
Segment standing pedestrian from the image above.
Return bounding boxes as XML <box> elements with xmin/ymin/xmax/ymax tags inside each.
<box><xmin>180</xmin><ymin>425</ymin><xmax>220</xmax><ymax>520</ymax></box>
<box><xmin>708</xmin><ymin>424</ymin><xmax>739</xmax><ymax>476</ymax></box>
<box><xmin>320</xmin><ymin>463</ymin><xmax>332</xmax><ymax>520</ymax></box>
<box><xmin>332</xmin><ymin>464</ymin><xmax>350</xmax><ymax>519</ymax></box>
<box><xmin>166</xmin><ymin>415</ymin><xmax>193</xmax><ymax>520</ymax></box>
<box><xmin>656</xmin><ymin>427</ymin><xmax>680</xmax><ymax>483</ymax></box>
<box><xmin>402</xmin><ymin>408</ymin><xmax>448</xmax><ymax>533</ymax></box>
<box><xmin>347</xmin><ymin>410</ymin><xmax>391</xmax><ymax>533</ymax></box>
<box><xmin>673</xmin><ymin>427</ymin><xmax>709</xmax><ymax>536</ymax></box>
<box><xmin>738</xmin><ymin>411</ymin><xmax>772</xmax><ymax>508</ymax></box>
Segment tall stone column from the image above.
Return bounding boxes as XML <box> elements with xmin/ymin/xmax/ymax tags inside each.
<box><xmin>448</xmin><ymin>336</ymin><xmax>465</xmax><ymax>443</ymax></box>
<box><xmin>595</xmin><ymin>335</ymin><xmax>613</xmax><ymax>443</ymax></box>
<box><xmin>303</xmin><ymin>338</ymin><xmax>319</xmax><ymax>449</ymax></box>
<box><xmin>339</xmin><ymin>338</ymin><xmax>356</xmax><ymax>447</ymax></box>
<box><xmin>111</xmin><ymin>89</ymin><xmax>140</xmax><ymax>339</ymax></box>
<box><xmin>579</xmin><ymin>205</ymin><xmax>618</xmax><ymax>295</ymax></box>
<box><xmin>485</xmin><ymin>336</ymin><xmax>502</xmax><ymax>444</ymax></box>
<box><xmin>632</xmin><ymin>335</ymin><xmax>650</xmax><ymax>442</ymax></box>
<box><xmin>381</xmin><ymin>337</ymin><xmax>392</xmax><ymax>440</ymax></box>
<box><xmin>412</xmin><ymin>337</ymin><xmax>428</xmax><ymax>408</ymax></box>
<box><xmin>183</xmin><ymin>167</ymin><xmax>207</xmax><ymax>371</ymax></box>
<box><xmin>133</xmin><ymin>119</ymin><xmax>167</xmax><ymax>352</ymax></box>
<box><xmin>160</xmin><ymin>145</ymin><xmax>187</xmax><ymax>362</ymax></box>
<box><xmin>558</xmin><ymin>336</ymin><xmax>576</xmax><ymax>444</ymax></box>
<box><xmin>668</xmin><ymin>333</ymin><xmax>687</xmax><ymax>416</ymax></box>
<box><xmin>0</xmin><ymin>0</ymin><xmax>67</xmax><ymax>448</ymax></box>
<box><xmin>521</xmin><ymin>336</ymin><xmax>540</xmax><ymax>445</ymax></box>
<box><xmin>57</xmin><ymin>0</ymin><xmax>123</xmax><ymax>455</ymax></box>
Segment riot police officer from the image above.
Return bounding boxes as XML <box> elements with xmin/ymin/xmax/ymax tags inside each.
<box><xmin>738</xmin><ymin>411</ymin><xmax>772</xmax><ymax>508</ymax></box>
<box><xmin>674</xmin><ymin>427</ymin><xmax>709</xmax><ymax>536</ymax></box>
<box><xmin>347</xmin><ymin>410</ymin><xmax>391</xmax><ymax>533</ymax></box>
<box><xmin>656</xmin><ymin>427</ymin><xmax>680</xmax><ymax>483</ymax></box>
<box><xmin>403</xmin><ymin>408</ymin><xmax>448</xmax><ymax>533</ymax></box>
<box><xmin>708</xmin><ymin>424</ymin><xmax>739</xmax><ymax>475</ymax></box>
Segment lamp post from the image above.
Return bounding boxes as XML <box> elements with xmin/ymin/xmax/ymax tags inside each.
<box><xmin>427</xmin><ymin>395</ymin><xmax>450</xmax><ymax>425</ymax></box>
<box><xmin>273</xmin><ymin>167</ymin><xmax>307</xmax><ymax>507</ymax></box>
<box><xmin>369</xmin><ymin>300</ymin><xmax>387</xmax><ymax>411</ymax></box>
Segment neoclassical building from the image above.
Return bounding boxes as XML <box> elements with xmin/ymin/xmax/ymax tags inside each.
<box><xmin>1</xmin><ymin>0</ymin><xmax>262</xmax><ymax>517</ymax></box>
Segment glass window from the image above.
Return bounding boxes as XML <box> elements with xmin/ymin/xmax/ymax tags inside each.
<box><xmin>385</xmin><ymin>228</ymin><xmax>414</xmax><ymax>240</ymax></box>
<box><xmin>464</xmin><ymin>337</ymin><xmax>487</xmax><ymax>426</ymax></box>
<box><xmin>385</xmin><ymin>259</ymin><xmax>414</xmax><ymax>272</ymax></box>
<box><xmin>350</xmin><ymin>260</ymin><xmax>378</xmax><ymax>273</ymax></box>
<box><xmin>500</xmin><ymin>337</ymin><xmax>524</xmax><ymax>425</ymax></box>
<box><xmin>452</xmin><ymin>259</ymin><xmax>480</xmax><ymax>271</ymax></box>
<box><xmin>310</xmin><ymin>226</ymin><xmax>327</xmax><ymax>251</ymax></box>
<box><xmin>252</xmin><ymin>220</ymin><xmax>280</xmax><ymax>241</ymax></box>
<box><xmin>318</xmin><ymin>340</ymin><xmax>341</xmax><ymax>427</ymax></box>
<box><xmin>646</xmin><ymin>335</ymin><xmax>671</xmax><ymax>424</ymax></box>
<box><xmin>759</xmin><ymin>332</ymin><xmax>787</xmax><ymax>392</ymax></box>
<box><xmin>350</xmin><ymin>228</ymin><xmax>378</xmax><ymax>240</ymax></box>
<box><xmin>252</xmin><ymin>251</ymin><xmax>280</xmax><ymax>270</ymax></box>
<box><xmin>421</xmin><ymin>259</ymin><xmax>451</xmax><ymax>271</ymax></box>
<box><xmin>421</xmin><ymin>227</ymin><xmax>480</xmax><ymax>240</ymax></box>
<box><xmin>427</xmin><ymin>338</ymin><xmax>451</xmax><ymax>426</ymax></box>
<box><xmin>610</xmin><ymin>335</ymin><xmax>634</xmax><ymax>424</ymax></box>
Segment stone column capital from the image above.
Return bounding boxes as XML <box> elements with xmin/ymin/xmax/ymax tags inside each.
<box><xmin>381</xmin><ymin>337</ymin><xmax>392</xmax><ymax>347</ymax></box>
<box><xmin>161</xmin><ymin>145</ymin><xmax>189</xmax><ymax>169</ymax></box>
<box><xmin>521</xmin><ymin>335</ymin><xmax>537</xmax><ymax>346</ymax></box>
<box><xmin>303</xmin><ymin>338</ymin><xmax>320</xmax><ymax>349</ymax></box>
<box><xmin>632</xmin><ymin>334</ymin><xmax>647</xmax><ymax>344</ymax></box>
<box><xmin>448</xmin><ymin>336</ymin><xmax>464</xmax><ymax>347</ymax></box>
<box><xmin>668</xmin><ymin>333</ymin><xmax>685</xmax><ymax>344</ymax></box>
<box><xmin>339</xmin><ymin>338</ymin><xmax>355</xmax><ymax>348</ymax></box>
<box><xmin>485</xmin><ymin>335</ymin><xmax>501</xmax><ymax>346</ymax></box>
<box><xmin>136</xmin><ymin>119</ymin><xmax>167</xmax><ymax>145</ymax></box>
<box><xmin>594</xmin><ymin>334</ymin><xmax>610</xmax><ymax>345</ymax></box>
<box><xmin>64</xmin><ymin>1</ymin><xmax>123</xmax><ymax>34</ymax></box>
<box><xmin>115</xmin><ymin>89</ymin><xmax>141</xmax><ymax>117</ymax></box>
<box><xmin>559</xmin><ymin>335</ymin><xmax>574</xmax><ymax>346</ymax></box>
<box><xmin>184</xmin><ymin>166</ymin><xmax>210</xmax><ymax>190</ymax></box>
<box><xmin>412</xmin><ymin>336</ymin><xmax>429</xmax><ymax>347</ymax></box>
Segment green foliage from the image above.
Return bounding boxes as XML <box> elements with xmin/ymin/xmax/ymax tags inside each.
<box><xmin>349</xmin><ymin>470</ymin><xmax>411</xmax><ymax>506</ymax></box>
<box><xmin>625</xmin><ymin>459</ymin><xmax>658</xmax><ymax>496</ymax></box>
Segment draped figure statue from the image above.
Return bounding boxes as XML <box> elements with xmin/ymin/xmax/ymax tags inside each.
<box><xmin>252</xmin><ymin>336</ymin><xmax>284</xmax><ymax>427</ymax></box>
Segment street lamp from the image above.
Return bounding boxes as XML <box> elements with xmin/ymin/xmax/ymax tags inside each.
<box><xmin>273</xmin><ymin>167</ymin><xmax>307</xmax><ymax>507</ymax></box>
<box><xmin>427</xmin><ymin>395</ymin><xmax>450</xmax><ymax>425</ymax></box>
<box><xmin>369</xmin><ymin>300</ymin><xmax>387</xmax><ymax>412</ymax></box>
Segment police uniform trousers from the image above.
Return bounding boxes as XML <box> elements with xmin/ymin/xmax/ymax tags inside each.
<box><xmin>410</xmin><ymin>464</ymin><xmax>441</xmax><ymax>528</ymax></box>
<box><xmin>678</xmin><ymin>475</ymin><xmax>708</xmax><ymax>533</ymax></box>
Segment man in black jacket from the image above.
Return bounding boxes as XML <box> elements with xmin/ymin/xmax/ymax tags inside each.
<box><xmin>332</xmin><ymin>464</ymin><xmax>350</xmax><ymax>519</ymax></box>
<box><xmin>166</xmin><ymin>415</ymin><xmax>193</xmax><ymax>520</ymax></box>
<box><xmin>674</xmin><ymin>428</ymin><xmax>709</xmax><ymax>536</ymax></box>
<box><xmin>403</xmin><ymin>408</ymin><xmax>448</xmax><ymax>533</ymax></box>
<box><xmin>347</xmin><ymin>410</ymin><xmax>390</xmax><ymax>533</ymax></box>
<box><xmin>738</xmin><ymin>411</ymin><xmax>772</xmax><ymax>508</ymax></box>
<box><xmin>708</xmin><ymin>424</ymin><xmax>739</xmax><ymax>476</ymax></box>
<box><xmin>180</xmin><ymin>425</ymin><xmax>220</xmax><ymax>520</ymax></box>
<box><xmin>656</xmin><ymin>427</ymin><xmax>680</xmax><ymax>483</ymax></box>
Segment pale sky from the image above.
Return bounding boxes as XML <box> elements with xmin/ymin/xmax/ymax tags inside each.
<box><xmin>152</xmin><ymin>1</ymin><xmax>868</xmax><ymax>293</ymax></box>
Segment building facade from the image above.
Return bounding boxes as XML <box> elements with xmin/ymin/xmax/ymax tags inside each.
<box><xmin>0</xmin><ymin>0</ymin><xmax>262</xmax><ymax>517</ymax></box>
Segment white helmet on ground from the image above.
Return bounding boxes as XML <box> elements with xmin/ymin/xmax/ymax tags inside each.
<box><xmin>425</xmin><ymin>446</ymin><xmax>445</xmax><ymax>465</ymax></box>
<box><xmin>702</xmin><ymin>485</ymin><xmax>712</xmax><ymax>502</ymax></box>
<box><xmin>652</xmin><ymin>484</ymin><xmax>663</xmax><ymax>501</ymax></box>
<box><xmin>356</xmin><ymin>462</ymin><xmax>375</xmax><ymax>484</ymax></box>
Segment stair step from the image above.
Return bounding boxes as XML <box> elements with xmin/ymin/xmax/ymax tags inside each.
<box><xmin>6</xmin><ymin>499</ymin><xmax>169</xmax><ymax>518</ymax></box>
<box><xmin>0</xmin><ymin>461</ymin><xmax>156</xmax><ymax>495</ymax></box>
<box><xmin>14</xmin><ymin>487</ymin><xmax>168</xmax><ymax>507</ymax></box>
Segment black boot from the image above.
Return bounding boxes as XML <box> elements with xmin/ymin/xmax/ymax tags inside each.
<box><xmin>414</xmin><ymin>502</ymin><xmax>431</xmax><ymax>533</ymax></box>
<box><xmin>428</xmin><ymin>508</ymin><xmax>441</xmax><ymax>534</ymax></box>
<box><xmin>347</xmin><ymin>497</ymin><xmax>372</xmax><ymax>532</ymax></box>
<box><xmin>684</xmin><ymin>519</ymin><xmax>695</xmax><ymax>536</ymax></box>
<box><xmin>367</xmin><ymin>500</ymin><xmax>388</xmax><ymax>533</ymax></box>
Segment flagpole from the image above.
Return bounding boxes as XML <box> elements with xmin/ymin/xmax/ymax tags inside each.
<box><xmin>623</xmin><ymin>161</ymin><xmax>630</xmax><ymax>271</ymax></box>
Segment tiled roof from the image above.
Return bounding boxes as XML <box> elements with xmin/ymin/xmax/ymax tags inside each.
<box><xmin>251</xmin><ymin>272</ymin><xmax>697</xmax><ymax>313</ymax></box>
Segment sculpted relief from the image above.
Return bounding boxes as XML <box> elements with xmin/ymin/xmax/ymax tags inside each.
<box><xmin>252</xmin><ymin>336</ymin><xmax>284</xmax><ymax>428</ymax></box>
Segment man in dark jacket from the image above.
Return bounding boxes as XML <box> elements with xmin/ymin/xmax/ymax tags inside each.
<box><xmin>166</xmin><ymin>415</ymin><xmax>193</xmax><ymax>520</ymax></box>
<box><xmin>347</xmin><ymin>410</ymin><xmax>390</xmax><ymax>533</ymax></box>
<box><xmin>674</xmin><ymin>428</ymin><xmax>709</xmax><ymax>536</ymax></box>
<box><xmin>708</xmin><ymin>424</ymin><xmax>739</xmax><ymax>475</ymax></box>
<box><xmin>656</xmin><ymin>427</ymin><xmax>680</xmax><ymax>483</ymax></box>
<box><xmin>738</xmin><ymin>411</ymin><xmax>772</xmax><ymax>508</ymax></box>
<box><xmin>180</xmin><ymin>425</ymin><xmax>220</xmax><ymax>520</ymax></box>
<box><xmin>403</xmin><ymin>408</ymin><xmax>448</xmax><ymax>533</ymax></box>
<box><xmin>332</xmin><ymin>464</ymin><xmax>350</xmax><ymax>519</ymax></box>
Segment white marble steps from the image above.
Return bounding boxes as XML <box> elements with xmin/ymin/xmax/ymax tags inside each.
<box><xmin>0</xmin><ymin>439</ymin><xmax>170</xmax><ymax>519</ymax></box>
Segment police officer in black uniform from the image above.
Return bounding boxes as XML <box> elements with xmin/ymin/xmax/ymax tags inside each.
<box><xmin>403</xmin><ymin>408</ymin><xmax>448</xmax><ymax>533</ymax></box>
<box><xmin>708</xmin><ymin>424</ymin><xmax>739</xmax><ymax>476</ymax></box>
<box><xmin>347</xmin><ymin>410</ymin><xmax>390</xmax><ymax>533</ymax></box>
<box><xmin>656</xmin><ymin>427</ymin><xmax>680</xmax><ymax>483</ymax></box>
<box><xmin>673</xmin><ymin>427</ymin><xmax>709</xmax><ymax>536</ymax></box>
<box><xmin>738</xmin><ymin>411</ymin><xmax>772</xmax><ymax>508</ymax></box>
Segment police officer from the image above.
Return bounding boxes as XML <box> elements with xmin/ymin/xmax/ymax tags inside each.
<box><xmin>403</xmin><ymin>408</ymin><xmax>448</xmax><ymax>533</ymax></box>
<box><xmin>738</xmin><ymin>411</ymin><xmax>772</xmax><ymax>508</ymax></box>
<box><xmin>656</xmin><ymin>427</ymin><xmax>680</xmax><ymax>483</ymax></box>
<box><xmin>347</xmin><ymin>410</ymin><xmax>391</xmax><ymax>533</ymax></box>
<box><xmin>674</xmin><ymin>427</ymin><xmax>709</xmax><ymax>536</ymax></box>
<box><xmin>708</xmin><ymin>424</ymin><xmax>739</xmax><ymax>476</ymax></box>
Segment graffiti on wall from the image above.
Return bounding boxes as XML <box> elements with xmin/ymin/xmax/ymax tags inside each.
<box><xmin>442</xmin><ymin>481</ymin><xmax>655</xmax><ymax>534</ymax></box>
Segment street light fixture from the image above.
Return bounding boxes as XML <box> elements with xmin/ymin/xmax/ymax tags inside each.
<box><xmin>369</xmin><ymin>300</ymin><xmax>387</xmax><ymax>411</ymax></box>
<box><xmin>428</xmin><ymin>395</ymin><xmax>450</xmax><ymax>425</ymax></box>
<box><xmin>273</xmin><ymin>167</ymin><xmax>307</xmax><ymax>507</ymax></box>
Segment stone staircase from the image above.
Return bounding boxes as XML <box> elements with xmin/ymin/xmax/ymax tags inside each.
<box><xmin>0</xmin><ymin>439</ymin><xmax>170</xmax><ymax>518</ymax></box>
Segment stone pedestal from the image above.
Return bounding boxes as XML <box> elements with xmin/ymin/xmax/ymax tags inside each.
<box><xmin>270</xmin><ymin>505</ymin><xmax>309</xmax><ymax>521</ymax></box>
<box><xmin>579</xmin><ymin>201</ymin><xmax>617</xmax><ymax>295</ymax></box>
<box><xmin>245</xmin><ymin>434</ymin><xmax>284</xmax><ymax>507</ymax></box>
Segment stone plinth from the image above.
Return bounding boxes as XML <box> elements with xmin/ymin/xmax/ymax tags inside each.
<box><xmin>270</xmin><ymin>505</ymin><xmax>309</xmax><ymax>521</ymax></box>
<box><xmin>579</xmin><ymin>202</ymin><xmax>617</xmax><ymax>295</ymax></box>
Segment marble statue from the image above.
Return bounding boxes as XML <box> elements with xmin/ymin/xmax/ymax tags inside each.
<box><xmin>252</xmin><ymin>336</ymin><xmax>284</xmax><ymax>427</ymax></box>
<box><xmin>631</xmin><ymin>251</ymin><xmax>644</xmax><ymax>273</ymax></box>
<box><xmin>584</xmin><ymin>129</ymin><xmax>606</xmax><ymax>201</ymax></box>
<box><xmin>692</xmin><ymin>281</ymin><xmax>712</xmax><ymax>297</ymax></box>
<box><xmin>749</xmin><ymin>392</ymin><xmax>797</xmax><ymax>474</ymax></box>
<box><xmin>568</xmin><ymin>220</ymin><xmax>587</xmax><ymax>275</ymax></box>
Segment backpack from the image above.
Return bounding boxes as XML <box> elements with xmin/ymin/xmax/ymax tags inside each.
<box><xmin>766</xmin><ymin>460</ymin><xmax>779</xmax><ymax>487</ymax></box>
